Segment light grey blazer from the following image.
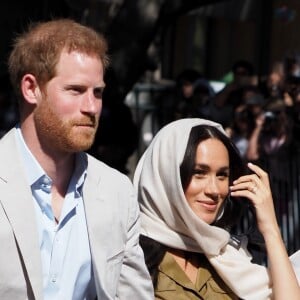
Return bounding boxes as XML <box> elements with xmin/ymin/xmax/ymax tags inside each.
<box><xmin>0</xmin><ymin>128</ymin><xmax>154</xmax><ymax>300</ymax></box>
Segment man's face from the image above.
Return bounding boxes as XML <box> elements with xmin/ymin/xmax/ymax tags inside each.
<box><xmin>34</xmin><ymin>50</ymin><xmax>105</xmax><ymax>153</ymax></box>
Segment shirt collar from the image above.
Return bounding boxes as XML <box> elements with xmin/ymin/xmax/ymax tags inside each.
<box><xmin>71</xmin><ymin>152</ymin><xmax>87</xmax><ymax>197</ymax></box>
<box><xmin>15</xmin><ymin>125</ymin><xmax>46</xmax><ymax>186</ymax></box>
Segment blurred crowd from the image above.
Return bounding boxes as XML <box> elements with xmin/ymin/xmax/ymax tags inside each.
<box><xmin>152</xmin><ymin>57</ymin><xmax>300</xmax><ymax>166</ymax></box>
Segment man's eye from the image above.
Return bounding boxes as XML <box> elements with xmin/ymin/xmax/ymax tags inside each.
<box><xmin>94</xmin><ymin>88</ymin><xmax>104</xmax><ymax>99</ymax></box>
<box><xmin>69</xmin><ymin>86</ymin><xmax>84</xmax><ymax>94</ymax></box>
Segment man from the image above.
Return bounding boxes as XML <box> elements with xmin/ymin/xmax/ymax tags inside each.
<box><xmin>0</xmin><ymin>19</ymin><xmax>153</xmax><ymax>300</ymax></box>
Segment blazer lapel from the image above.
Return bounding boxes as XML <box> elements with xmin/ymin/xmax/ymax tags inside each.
<box><xmin>83</xmin><ymin>155</ymin><xmax>114</xmax><ymax>299</ymax></box>
<box><xmin>0</xmin><ymin>129</ymin><xmax>43</xmax><ymax>299</ymax></box>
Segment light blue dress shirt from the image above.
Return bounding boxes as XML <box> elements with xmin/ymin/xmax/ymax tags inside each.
<box><xmin>15</xmin><ymin>127</ymin><xmax>96</xmax><ymax>300</ymax></box>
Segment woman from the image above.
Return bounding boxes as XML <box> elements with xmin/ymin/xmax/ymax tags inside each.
<box><xmin>133</xmin><ymin>118</ymin><xmax>300</xmax><ymax>299</ymax></box>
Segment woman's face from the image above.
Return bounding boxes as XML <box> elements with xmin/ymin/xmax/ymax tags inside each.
<box><xmin>184</xmin><ymin>138</ymin><xmax>230</xmax><ymax>224</ymax></box>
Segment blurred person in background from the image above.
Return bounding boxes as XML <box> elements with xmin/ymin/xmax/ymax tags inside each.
<box><xmin>167</xmin><ymin>68</ymin><xmax>202</xmax><ymax>123</ymax></box>
<box><xmin>210</xmin><ymin>60</ymin><xmax>257</xmax><ymax>128</ymax></box>
<box><xmin>225</xmin><ymin>86</ymin><xmax>264</xmax><ymax>159</ymax></box>
<box><xmin>174</xmin><ymin>77</ymin><xmax>215</xmax><ymax>120</ymax></box>
<box><xmin>246</xmin><ymin>99</ymin><xmax>292</xmax><ymax>162</ymax></box>
<box><xmin>226</xmin><ymin>106</ymin><xmax>255</xmax><ymax>159</ymax></box>
<box><xmin>259</xmin><ymin>61</ymin><xmax>285</xmax><ymax>103</ymax></box>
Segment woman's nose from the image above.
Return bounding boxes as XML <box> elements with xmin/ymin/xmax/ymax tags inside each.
<box><xmin>204</xmin><ymin>177</ymin><xmax>221</xmax><ymax>198</ymax></box>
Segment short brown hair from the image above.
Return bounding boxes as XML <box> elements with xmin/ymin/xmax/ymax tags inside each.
<box><xmin>8</xmin><ymin>19</ymin><xmax>109</xmax><ymax>99</ymax></box>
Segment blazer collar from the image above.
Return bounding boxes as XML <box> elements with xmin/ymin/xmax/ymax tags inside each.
<box><xmin>0</xmin><ymin>128</ymin><xmax>43</xmax><ymax>299</ymax></box>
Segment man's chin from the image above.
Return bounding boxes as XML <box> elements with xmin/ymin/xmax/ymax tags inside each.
<box><xmin>65</xmin><ymin>137</ymin><xmax>95</xmax><ymax>153</ymax></box>
<box><xmin>74</xmin><ymin>141</ymin><xmax>94</xmax><ymax>152</ymax></box>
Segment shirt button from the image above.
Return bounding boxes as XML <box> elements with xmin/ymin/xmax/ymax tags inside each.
<box><xmin>51</xmin><ymin>275</ymin><xmax>57</xmax><ymax>283</ymax></box>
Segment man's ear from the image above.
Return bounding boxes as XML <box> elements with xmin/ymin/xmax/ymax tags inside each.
<box><xmin>21</xmin><ymin>74</ymin><xmax>42</xmax><ymax>104</ymax></box>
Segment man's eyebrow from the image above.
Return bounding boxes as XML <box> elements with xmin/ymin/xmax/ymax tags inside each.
<box><xmin>95</xmin><ymin>84</ymin><xmax>106</xmax><ymax>89</ymax></box>
<box><xmin>65</xmin><ymin>84</ymin><xmax>85</xmax><ymax>88</ymax></box>
<box><xmin>64</xmin><ymin>83</ymin><xmax>106</xmax><ymax>89</ymax></box>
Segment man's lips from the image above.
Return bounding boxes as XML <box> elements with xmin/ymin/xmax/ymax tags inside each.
<box><xmin>75</xmin><ymin>123</ymin><xmax>96</xmax><ymax>128</ymax></box>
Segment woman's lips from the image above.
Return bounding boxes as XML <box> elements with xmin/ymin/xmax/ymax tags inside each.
<box><xmin>197</xmin><ymin>200</ymin><xmax>218</xmax><ymax>211</ymax></box>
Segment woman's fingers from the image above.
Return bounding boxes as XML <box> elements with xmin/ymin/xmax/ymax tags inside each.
<box><xmin>247</xmin><ymin>162</ymin><xmax>271</xmax><ymax>187</ymax></box>
<box><xmin>230</xmin><ymin>163</ymin><xmax>270</xmax><ymax>198</ymax></box>
<box><xmin>232</xmin><ymin>163</ymin><xmax>268</xmax><ymax>184</ymax></box>
<box><xmin>230</xmin><ymin>162</ymin><xmax>278</xmax><ymax>235</ymax></box>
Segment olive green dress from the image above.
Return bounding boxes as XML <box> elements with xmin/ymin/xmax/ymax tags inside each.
<box><xmin>155</xmin><ymin>252</ymin><xmax>239</xmax><ymax>300</ymax></box>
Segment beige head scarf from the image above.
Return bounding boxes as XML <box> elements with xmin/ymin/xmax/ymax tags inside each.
<box><xmin>133</xmin><ymin>118</ymin><xmax>272</xmax><ymax>300</ymax></box>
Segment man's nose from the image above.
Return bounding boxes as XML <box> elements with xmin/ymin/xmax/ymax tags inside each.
<box><xmin>82</xmin><ymin>92</ymin><xmax>101</xmax><ymax>115</ymax></box>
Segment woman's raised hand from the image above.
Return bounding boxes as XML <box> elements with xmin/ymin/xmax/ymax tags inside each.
<box><xmin>229</xmin><ymin>162</ymin><xmax>279</xmax><ymax>236</ymax></box>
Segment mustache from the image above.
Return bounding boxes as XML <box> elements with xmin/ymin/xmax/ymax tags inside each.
<box><xmin>72</xmin><ymin>116</ymin><xmax>98</xmax><ymax>127</ymax></box>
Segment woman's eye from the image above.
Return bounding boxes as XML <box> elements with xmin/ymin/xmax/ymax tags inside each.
<box><xmin>217</xmin><ymin>172</ymin><xmax>229</xmax><ymax>180</ymax></box>
<box><xmin>193</xmin><ymin>169</ymin><xmax>206</xmax><ymax>177</ymax></box>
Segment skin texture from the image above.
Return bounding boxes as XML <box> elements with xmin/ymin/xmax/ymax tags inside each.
<box><xmin>184</xmin><ymin>138</ymin><xmax>230</xmax><ymax>224</ymax></box>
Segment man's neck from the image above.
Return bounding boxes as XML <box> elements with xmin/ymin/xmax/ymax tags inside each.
<box><xmin>21</xmin><ymin>122</ymin><xmax>76</xmax><ymax>193</ymax></box>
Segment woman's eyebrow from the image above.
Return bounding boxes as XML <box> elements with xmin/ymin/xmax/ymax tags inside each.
<box><xmin>194</xmin><ymin>164</ymin><xmax>229</xmax><ymax>172</ymax></box>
